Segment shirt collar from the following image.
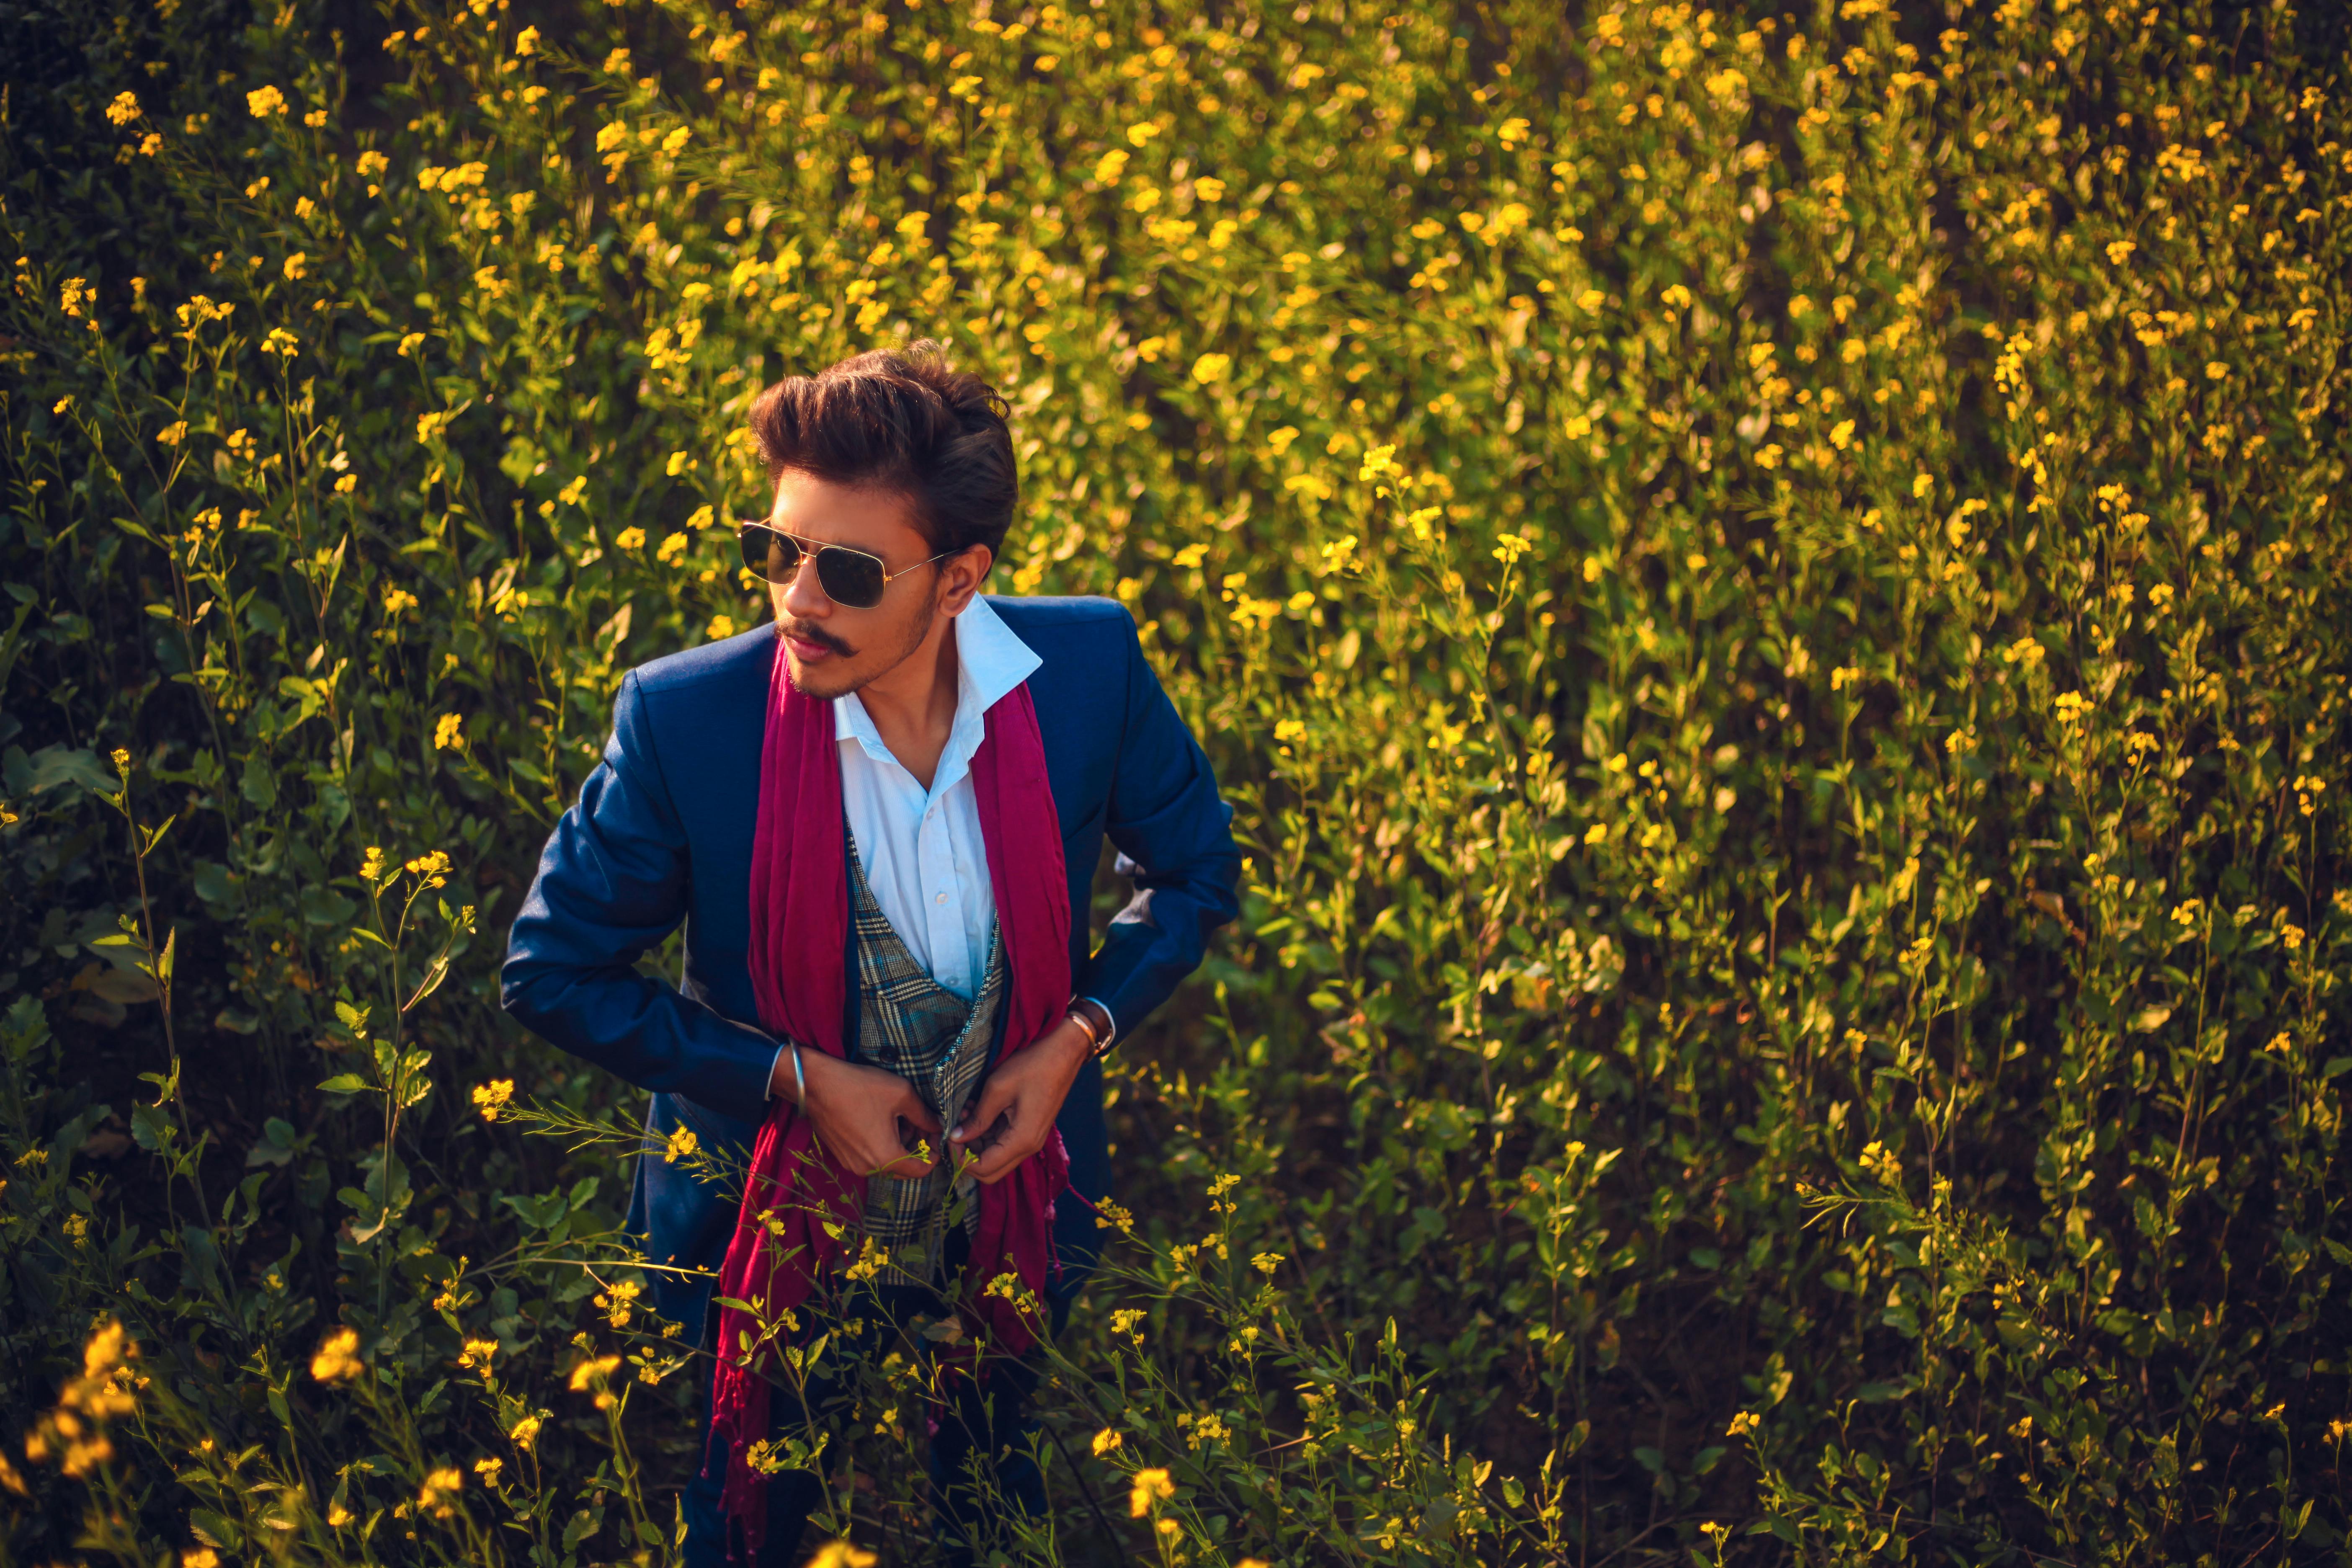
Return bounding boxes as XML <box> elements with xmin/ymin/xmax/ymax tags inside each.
<box><xmin>834</xmin><ymin>594</ymin><xmax>1042</xmax><ymax>765</ymax></box>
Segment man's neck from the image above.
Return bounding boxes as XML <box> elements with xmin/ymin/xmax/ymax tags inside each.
<box><xmin>855</xmin><ymin>616</ymin><xmax>961</xmax><ymax>792</ymax></box>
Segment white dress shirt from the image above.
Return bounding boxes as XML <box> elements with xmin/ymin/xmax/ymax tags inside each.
<box><xmin>763</xmin><ymin>595</ymin><xmax>1042</xmax><ymax>1097</ymax></box>
<box><xmin>835</xmin><ymin>593</ymin><xmax>1040</xmax><ymax>998</ymax></box>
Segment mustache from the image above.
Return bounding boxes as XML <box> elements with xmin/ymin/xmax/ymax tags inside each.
<box><xmin>777</xmin><ymin>618</ymin><xmax>852</xmax><ymax>657</ymax></box>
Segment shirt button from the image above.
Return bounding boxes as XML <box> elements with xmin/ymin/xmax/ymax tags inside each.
<box><xmin>935</xmin><ymin>892</ymin><xmax>948</xmax><ymax>905</ymax></box>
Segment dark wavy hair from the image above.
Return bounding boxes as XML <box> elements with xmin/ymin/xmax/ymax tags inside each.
<box><xmin>746</xmin><ymin>341</ymin><xmax>1019</xmax><ymax>561</ymax></box>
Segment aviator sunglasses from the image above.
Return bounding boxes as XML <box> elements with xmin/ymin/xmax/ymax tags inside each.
<box><xmin>735</xmin><ymin>522</ymin><xmax>961</xmax><ymax>609</ymax></box>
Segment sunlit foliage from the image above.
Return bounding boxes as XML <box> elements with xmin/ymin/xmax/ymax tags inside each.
<box><xmin>3</xmin><ymin>0</ymin><xmax>2349</xmax><ymax>1561</ymax></box>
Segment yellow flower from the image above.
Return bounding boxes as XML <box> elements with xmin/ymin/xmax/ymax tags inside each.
<box><xmin>359</xmin><ymin>846</ymin><xmax>386</xmax><ymax>881</ymax></box>
<box><xmin>803</xmin><ymin>1544</ymin><xmax>878</xmax><ymax>1568</ymax></box>
<box><xmin>1727</xmin><ymin>1410</ymin><xmax>1760</xmax><ymax>1436</ymax></box>
<box><xmin>247</xmin><ymin>85</ymin><xmax>288</xmax><ymax>118</ymax></box>
<box><xmin>508</xmin><ymin>1413</ymin><xmax>542</xmax><ymax>1450</ymax></box>
<box><xmin>433</xmin><ymin>712</ymin><xmax>465</xmax><ymax>750</ymax></box>
<box><xmin>158</xmin><ymin>421</ymin><xmax>188</xmax><ymax>446</ymax></box>
<box><xmin>474</xmin><ymin>1456</ymin><xmax>503</xmax><ymax>1483</ymax></box>
<box><xmin>1191</xmin><ymin>352</ymin><xmax>1230</xmax><ymax>385</ymax></box>
<box><xmin>656</xmin><ymin>531</ymin><xmax>689</xmax><ymax>564</ymax></box>
<box><xmin>106</xmin><ymin>91</ymin><xmax>142</xmax><ymax>126</ymax></box>
<box><xmin>417</xmin><ymin>1464</ymin><xmax>462</xmax><ymax>1519</ymax></box>
<box><xmin>183</xmin><ymin>1551</ymin><xmax>219</xmax><ymax>1568</ymax></box>
<box><xmin>2105</xmin><ymin>239</ymin><xmax>2135</xmax><ymax>265</ymax></box>
<box><xmin>665</xmin><ymin>1124</ymin><xmax>699</xmax><ymax>1163</ymax></box>
<box><xmin>1091</xmin><ymin>1427</ymin><xmax>1123</xmax><ymax>1456</ymax></box>
<box><xmin>472</xmin><ymin>1079</ymin><xmax>514</xmax><ymax>1121</ymax></box>
<box><xmin>356</xmin><ymin>150</ymin><xmax>389</xmax><ymax>177</ymax></box>
<box><xmin>1859</xmin><ymin>1140</ymin><xmax>1901</xmax><ymax>1185</ymax></box>
<box><xmin>515</xmin><ymin>25</ymin><xmax>539</xmax><ymax>54</ymax></box>
<box><xmin>1128</xmin><ymin>1466</ymin><xmax>1176</xmax><ymax>1516</ymax></box>
<box><xmin>310</xmin><ymin>1326</ymin><xmax>364</xmax><ymax>1382</ymax></box>
<box><xmin>1250</xmin><ymin>1251</ymin><xmax>1284</xmax><ymax>1275</ymax></box>
<box><xmin>456</xmin><ymin>1338</ymin><xmax>498</xmax><ymax>1377</ymax></box>
<box><xmin>615</xmin><ymin>526</ymin><xmax>647</xmax><ymax>550</ymax></box>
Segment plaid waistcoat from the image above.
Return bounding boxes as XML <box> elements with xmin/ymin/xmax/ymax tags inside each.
<box><xmin>845</xmin><ymin>828</ymin><xmax>1008</xmax><ymax>1289</ymax></box>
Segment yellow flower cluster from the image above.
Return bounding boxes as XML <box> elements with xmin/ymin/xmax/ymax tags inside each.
<box><xmin>310</xmin><ymin>1326</ymin><xmax>364</xmax><ymax>1383</ymax></box>
<box><xmin>472</xmin><ymin>1079</ymin><xmax>514</xmax><ymax>1120</ymax></box>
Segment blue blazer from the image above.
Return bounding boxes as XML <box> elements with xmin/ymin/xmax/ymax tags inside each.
<box><xmin>500</xmin><ymin>596</ymin><xmax>1240</xmax><ymax>1340</ymax></box>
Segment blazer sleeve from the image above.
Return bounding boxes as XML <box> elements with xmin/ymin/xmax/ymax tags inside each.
<box><xmin>500</xmin><ymin>670</ymin><xmax>778</xmax><ymax>1111</ymax></box>
<box><xmin>1077</xmin><ymin>617</ymin><xmax>1243</xmax><ymax>1040</ymax></box>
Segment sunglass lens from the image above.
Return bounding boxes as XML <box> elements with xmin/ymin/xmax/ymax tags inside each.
<box><xmin>740</xmin><ymin>525</ymin><xmax>802</xmax><ymax>584</ymax></box>
<box><xmin>816</xmin><ymin>547</ymin><xmax>887</xmax><ymax>608</ymax></box>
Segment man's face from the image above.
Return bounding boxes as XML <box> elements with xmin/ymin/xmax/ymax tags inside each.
<box><xmin>765</xmin><ymin>469</ymin><xmax>980</xmax><ymax>700</ymax></box>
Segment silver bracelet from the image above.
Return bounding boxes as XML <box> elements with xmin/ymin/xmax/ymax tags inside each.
<box><xmin>790</xmin><ymin>1042</ymin><xmax>806</xmax><ymax>1105</ymax></box>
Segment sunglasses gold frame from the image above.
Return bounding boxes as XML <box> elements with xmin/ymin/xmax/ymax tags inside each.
<box><xmin>734</xmin><ymin>522</ymin><xmax>962</xmax><ymax>609</ymax></box>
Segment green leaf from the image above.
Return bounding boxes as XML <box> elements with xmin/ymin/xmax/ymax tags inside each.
<box><xmin>15</xmin><ymin>744</ymin><xmax>115</xmax><ymax>799</ymax></box>
<box><xmin>192</xmin><ymin>860</ymin><xmax>240</xmax><ymax>905</ymax></box>
<box><xmin>300</xmin><ymin>885</ymin><xmax>357</xmax><ymax>927</ymax></box>
<box><xmin>239</xmin><ymin>752</ymin><xmax>278</xmax><ymax>810</ymax></box>
<box><xmin>188</xmin><ymin>1510</ymin><xmax>243</xmax><ymax>1551</ymax></box>
<box><xmin>317</xmin><ymin>1073</ymin><xmax>371</xmax><ymax>1094</ymax></box>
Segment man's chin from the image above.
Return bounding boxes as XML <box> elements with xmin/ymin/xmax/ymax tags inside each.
<box><xmin>783</xmin><ymin>653</ymin><xmax>861</xmax><ymax>699</ymax></box>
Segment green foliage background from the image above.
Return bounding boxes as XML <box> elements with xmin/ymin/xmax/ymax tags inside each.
<box><xmin>3</xmin><ymin>0</ymin><xmax>2349</xmax><ymax>1561</ymax></box>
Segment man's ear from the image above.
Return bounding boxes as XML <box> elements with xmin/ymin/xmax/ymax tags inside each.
<box><xmin>938</xmin><ymin>544</ymin><xmax>994</xmax><ymax>614</ymax></box>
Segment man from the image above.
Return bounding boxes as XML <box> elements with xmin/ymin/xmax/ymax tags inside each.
<box><xmin>500</xmin><ymin>342</ymin><xmax>1239</xmax><ymax>1565</ymax></box>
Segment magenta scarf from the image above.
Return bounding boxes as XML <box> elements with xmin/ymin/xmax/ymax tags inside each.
<box><xmin>706</xmin><ymin>630</ymin><xmax>1073</xmax><ymax>1556</ymax></box>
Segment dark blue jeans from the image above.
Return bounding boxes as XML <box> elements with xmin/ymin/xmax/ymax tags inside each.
<box><xmin>679</xmin><ymin>1250</ymin><xmax>1078</xmax><ymax>1568</ymax></box>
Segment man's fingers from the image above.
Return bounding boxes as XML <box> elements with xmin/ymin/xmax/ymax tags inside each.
<box><xmin>971</xmin><ymin>1132</ymin><xmax>1039</xmax><ymax>1186</ymax></box>
<box><xmin>897</xmin><ymin>1081</ymin><xmax>944</xmax><ymax>1137</ymax></box>
<box><xmin>952</xmin><ymin>1078</ymin><xmax>1015</xmax><ymax>1146</ymax></box>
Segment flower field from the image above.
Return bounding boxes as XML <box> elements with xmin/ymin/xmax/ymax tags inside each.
<box><xmin>3</xmin><ymin>0</ymin><xmax>2349</xmax><ymax>1561</ymax></box>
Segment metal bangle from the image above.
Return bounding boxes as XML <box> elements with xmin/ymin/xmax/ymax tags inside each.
<box><xmin>790</xmin><ymin>1042</ymin><xmax>806</xmax><ymax>1106</ymax></box>
<box><xmin>1070</xmin><ymin>997</ymin><xmax>1117</xmax><ymax>1059</ymax></box>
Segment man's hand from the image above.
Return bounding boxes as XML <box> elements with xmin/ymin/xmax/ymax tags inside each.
<box><xmin>948</xmin><ymin>1016</ymin><xmax>1092</xmax><ymax>1186</ymax></box>
<box><xmin>769</xmin><ymin>1047</ymin><xmax>942</xmax><ymax>1179</ymax></box>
